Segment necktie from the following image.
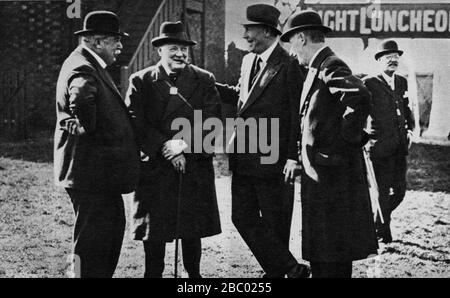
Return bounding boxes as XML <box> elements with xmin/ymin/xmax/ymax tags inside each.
<box><xmin>384</xmin><ymin>75</ymin><xmax>394</xmax><ymax>90</ymax></box>
<box><xmin>389</xmin><ymin>79</ymin><xmax>394</xmax><ymax>90</ymax></box>
<box><xmin>249</xmin><ymin>56</ymin><xmax>262</xmax><ymax>91</ymax></box>
<box><xmin>169</xmin><ymin>72</ymin><xmax>178</xmax><ymax>85</ymax></box>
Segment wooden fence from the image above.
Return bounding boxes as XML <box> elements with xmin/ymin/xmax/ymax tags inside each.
<box><xmin>0</xmin><ymin>70</ymin><xmax>27</xmax><ymax>140</ymax></box>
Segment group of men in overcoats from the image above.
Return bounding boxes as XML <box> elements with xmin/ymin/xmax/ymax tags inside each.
<box><xmin>54</xmin><ymin>4</ymin><xmax>414</xmax><ymax>278</ymax></box>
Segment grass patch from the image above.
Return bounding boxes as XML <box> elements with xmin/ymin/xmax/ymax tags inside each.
<box><xmin>408</xmin><ymin>143</ymin><xmax>450</xmax><ymax>193</ymax></box>
<box><xmin>0</xmin><ymin>131</ymin><xmax>53</xmax><ymax>163</ymax></box>
<box><xmin>1</xmin><ymin>137</ymin><xmax>448</xmax><ymax>193</ymax></box>
<box><xmin>0</xmin><ymin>138</ymin><xmax>449</xmax><ymax>278</ymax></box>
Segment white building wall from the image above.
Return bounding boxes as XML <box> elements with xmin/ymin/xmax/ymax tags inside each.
<box><xmin>225</xmin><ymin>0</ymin><xmax>450</xmax><ymax>139</ymax></box>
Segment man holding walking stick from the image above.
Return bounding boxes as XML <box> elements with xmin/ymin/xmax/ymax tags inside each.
<box><xmin>363</xmin><ymin>40</ymin><xmax>415</xmax><ymax>244</ymax></box>
<box><xmin>125</xmin><ymin>21</ymin><xmax>222</xmax><ymax>278</ymax></box>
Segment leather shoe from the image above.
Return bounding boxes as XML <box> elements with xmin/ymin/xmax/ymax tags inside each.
<box><xmin>262</xmin><ymin>263</ymin><xmax>311</xmax><ymax>278</ymax></box>
<box><xmin>262</xmin><ymin>273</ymin><xmax>284</xmax><ymax>279</ymax></box>
<box><xmin>377</xmin><ymin>224</ymin><xmax>393</xmax><ymax>244</ymax></box>
<box><xmin>286</xmin><ymin>263</ymin><xmax>311</xmax><ymax>278</ymax></box>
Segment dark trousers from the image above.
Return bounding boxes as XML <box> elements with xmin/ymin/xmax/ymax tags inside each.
<box><xmin>66</xmin><ymin>189</ymin><xmax>125</xmax><ymax>278</ymax></box>
<box><xmin>372</xmin><ymin>153</ymin><xmax>407</xmax><ymax>224</ymax></box>
<box><xmin>143</xmin><ymin>238</ymin><xmax>202</xmax><ymax>278</ymax></box>
<box><xmin>310</xmin><ymin>262</ymin><xmax>353</xmax><ymax>278</ymax></box>
<box><xmin>231</xmin><ymin>174</ymin><xmax>297</xmax><ymax>276</ymax></box>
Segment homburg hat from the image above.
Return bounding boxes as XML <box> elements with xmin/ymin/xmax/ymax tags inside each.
<box><xmin>281</xmin><ymin>10</ymin><xmax>331</xmax><ymax>42</ymax></box>
<box><xmin>151</xmin><ymin>21</ymin><xmax>197</xmax><ymax>47</ymax></box>
<box><xmin>242</xmin><ymin>4</ymin><xmax>282</xmax><ymax>36</ymax></box>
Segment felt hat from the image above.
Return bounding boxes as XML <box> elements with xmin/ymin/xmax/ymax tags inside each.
<box><xmin>151</xmin><ymin>21</ymin><xmax>197</xmax><ymax>47</ymax></box>
<box><xmin>281</xmin><ymin>10</ymin><xmax>331</xmax><ymax>42</ymax></box>
<box><xmin>375</xmin><ymin>40</ymin><xmax>404</xmax><ymax>60</ymax></box>
<box><xmin>74</xmin><ymin>11</ymin><xmax>129</xmax><ymax>37</ymax></box>
<box><xmin>242</xmin><ymin>4</ymin><xmax>282</xmax><ymax>36</ymax></box>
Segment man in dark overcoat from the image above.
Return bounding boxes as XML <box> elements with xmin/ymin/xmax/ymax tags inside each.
<box><xmin>281</xmin><ymin>10</ymin><xmax>378</xmax><ymax>278</ymax></box>
<box><xmin>216</xmin><ymin>4</ymin><xmax>310</xmax><ymax>278</ymax></box>
<box><xmin>363</xmin><ymin>40</ymin><xmax>415</xmax><ymax>243</ymax></box>
<box><xmin>125</xmin><ymin>21</ymin><xmax>222</xmax><ymax>278</ymax></box>
<box><xmin>54</xmin><ymin>11</ymin><xmax>140</xmax><ymax>278</ymax></box>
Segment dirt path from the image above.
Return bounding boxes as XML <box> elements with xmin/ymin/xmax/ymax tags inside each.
<box><xmin>0</xmin><ymin>155</ymin><xmax>448</xmax><ymax>278</ymax></box>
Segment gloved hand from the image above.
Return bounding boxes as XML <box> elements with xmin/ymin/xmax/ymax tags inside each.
<box><xmin>171</xmin><ymin>154</ymin><xmax>186</xmax><ymax>174</ymax></box>
<box><xmin>65</xmin><ymin>118</ymin><xmax>86</xmax><ymax>136</ymax></box>
<box><xmin>162</xmin><ymin>139</ymin><xmax>188</xmax><ymax>160</ymax></box>
<box><xmin>283</xmin><ymin>159</ymin><xmax>302</xmax><ymax>185</ymax></box>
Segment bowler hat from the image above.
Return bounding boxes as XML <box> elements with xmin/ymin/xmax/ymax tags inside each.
<box><xmin>280</xmin><ymin>10</ymin><xmax>331</xmax><ymax>42</ymax></box>
<box><xmin>151</xmin><ymin>21</ymin><xmax>197</xmax><ymax>47</ymax></box>
<box><xmin>242</xmin><ymin>4</ymin><xmax>282</xmax><ymax>36</ymax></box>
<box><xmin>74</xmin><ymin>11</ymin><xmax>129</xmax><ymax>37</ymax></box>
<box><xmin>375</xmin><ymin>40</ymin><xmax>404</xmax><ymax>60</ymax></box>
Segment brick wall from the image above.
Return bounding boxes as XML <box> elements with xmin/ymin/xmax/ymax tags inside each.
<box><xmin>0</xmin><ymin>0</ymin><xmax>225</xmax><ymax>134</ymax></box>
<box><xmin>205</xmin><ymin>0</ymin><xmax>225</xmax><ymax>81</ymax></box>
<box><xmin>0</xmin><ymin>0</ymin><xmax>124</xmax><ymax>131</ymax></box>
<box><xmin>0</xmin><ymin>1</ymin><xmax>75</xmax><ymax>130</ymax></box>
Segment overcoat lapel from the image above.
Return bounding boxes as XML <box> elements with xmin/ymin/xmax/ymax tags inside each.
<box><xmin>238</xmin><ymin>44</ymin><xmax>283</xmax><ymax>116</ymax></box>
<box><xmin>151</xmin><ymin>64</ymin><xmax>199</xmax><ymax>120</ymax></box>
<box><xmin>377</xmin><ymin>74</ymin><xmax>393</xmax><ymax>92</ymax></box>
<box><xmin>299</xmin><ymin>47</ymin><xmax>334</xmax><ymax>114</ymax></box>
<box><xmin>176</xmin><ymin>65</ymin><xmax>200</xmax><ymax>103</ymax></box>
<box><xmin>78</xmin><ymin>46</ymin><xmax>128</xmax><ymax>111</ymax></box>
<box><xmin>98</xmin><ymin>69</ymin><xmax>124</xmax><ymax>98</ymax></box>
<box><xmin>235</xmin><ymin>55</ymin><xmax>252</xmax><ymax>110</ymax></box>
<box><xmin>375</xmin><ymin>74</ymin><xmax>398</xmax><ymax>98</ymax></box>
<box><xmin>151</xmin><ymin>63</ymin><xmax>172</xmax><ymax>101</ymax></box>
<box><xmin>299</xmin><ymin>68</ymin><xmax>317</xmax><ymax>114</ymax></box>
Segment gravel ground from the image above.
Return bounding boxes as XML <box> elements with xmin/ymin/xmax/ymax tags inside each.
<box><xmin>0</xmin><ymin>141</ymin><xmax>448</xmax><ymax>278</ymax></box>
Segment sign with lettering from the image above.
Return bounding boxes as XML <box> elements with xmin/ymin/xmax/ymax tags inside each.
<box><xmin>305</xmin><ymin>3</ymin><xmax>450</xmax><ymax>38</ymax></box>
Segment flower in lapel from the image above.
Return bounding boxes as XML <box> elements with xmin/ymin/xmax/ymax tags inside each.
<box><xmin>318</xmin><ymin>68</ymin><xmax>329</xmax><ymax>82</ymax></box>
<box><xmin>259</xmin><ymin>67</ymin><xmax>278</xmax><ymax>87</ymax></box>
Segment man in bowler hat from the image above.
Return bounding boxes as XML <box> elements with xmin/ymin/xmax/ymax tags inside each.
<box><xmin>281</xmin><ymin>10</ymin><xmax>378</xmax><ymax>278</ymax></box>
<box><xmin>363</xmin><ymin>40</ymin><xmax>415</xmax><ymax>244</ymax></box>
<box><xmin>216</xmin><ymin>4</ymin><xmax>310</xmax><ymax>278</ymax></box>
<box><xmin>125</xmin><ymin>21</ymin><xmax>222</xmax><ymax>278</ymax></box>
<box><xmin>54</xmin><ymin>11</ymin><xmax>140</xmax><ymax>277</ymax></box>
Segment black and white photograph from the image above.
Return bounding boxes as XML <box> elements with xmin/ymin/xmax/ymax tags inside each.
<box><xmin>0</xmin><ymin>0</ymin><xmax>448</xmax><ymax>281</ymax></box>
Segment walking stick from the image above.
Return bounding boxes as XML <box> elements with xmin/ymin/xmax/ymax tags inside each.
<box><xmin>363</xmin><ymin>147</ymin><xmax>385</xmax><ymax>224</ymax></box>
<box><xmin>174</xmin><ymin>171</ymin><xmax>183</xmax><ymax>278</ymax></box>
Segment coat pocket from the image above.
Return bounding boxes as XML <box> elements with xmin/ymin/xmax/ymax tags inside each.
<box><xmin>314</xmin><ymin>152</ymin><xmax>350</xmax><ymax>200</ymax></box>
